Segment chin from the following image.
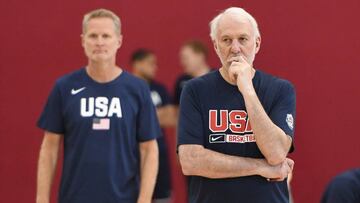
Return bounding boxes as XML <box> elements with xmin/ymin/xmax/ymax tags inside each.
<box><xmin>91</xmin><ymin>56</ymin><xmax>109</xmax><ymax>62</ymax></box>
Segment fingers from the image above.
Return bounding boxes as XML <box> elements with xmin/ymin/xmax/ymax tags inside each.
<box><xmin>227</xmin><ymin>55</ymin><xmax>248</xmax><ymax>64</ymax></box>
<box><xmin>228</xmin><ymin>65</ymin><xmax>238</xmax><ymax>82</ymax></box>
<box><xmin>284</xmin><ymin>164</ymin><xmax>291</xmax><ymax>178</ymax></box>
<box><xmin>227</xmin><ymin>55</ymin><xmax>242</xmax><ymax>63</ymax></box>
<box><xmin>282</xmin><ymin>159</ymin><xmax>293</xmax><ymax>180</ymax></box>
<box><xmin>227</xmin><ymin>57</ymin><xmax>240</xmax><ymax>63</ymax></box>
<box><xmin>265</xmin><ymin>159</ymin><xmax>294</xmax><ymax>182</ymax></box>
<box><xmin>239</xmin><ymin>55</ymin><xmax>248</xmax><ymax>64</ymax></box>
<box><xmin>286</xmin><ymin>158</ymin><xmax>294</xmax><ymax>164</ymax></box>
<box><xmin>228</xmin><ymin>60</ymin><xmax>242</xmax><ymax>82</ymax></box>
<box><xmin>286</xmin><ymin>158</ymin><xmax>295</xmax><ymax>171</ymax></box>
<box><xmin>278</xmin><ymin>161</ymin><xmax>291</xmax><ymax>180</ymax></box>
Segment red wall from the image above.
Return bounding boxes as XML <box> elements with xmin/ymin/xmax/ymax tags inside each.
<box><xmin>1</xmin><ymin>0</ymin><xmax>359</xmax><ymax>202</ymax></box>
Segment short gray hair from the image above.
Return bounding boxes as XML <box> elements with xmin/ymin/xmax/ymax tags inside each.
<box><xmin>82</xmin><ymin>8</ymin><xmax>121</xmax><ymax>35</ymax></box>
<box><xmin>209</xmin><ymin>7</ymin><xmax>260</xmax><ymax>41</ymax></box>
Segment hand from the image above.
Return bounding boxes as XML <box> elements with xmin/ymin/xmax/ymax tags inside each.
<box><xmin>258</xmin><ymin>158</ymin><xmax>294</xmax><ymax>182</ymax></box>
<box><xmin>269</xmin><ymin>158</ymin><xmax>294</xmax><ymax>182</ymax></box>
<box><xmin>228</xmin><ymin>55</ymin><xmax>254</xmax><ymax>94</ymax></box>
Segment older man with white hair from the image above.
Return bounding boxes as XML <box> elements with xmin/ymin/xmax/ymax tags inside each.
<box><xmin>177</xmin><ymin>7</ymin><xmax>296</xmax><ymax>203</ymax></box>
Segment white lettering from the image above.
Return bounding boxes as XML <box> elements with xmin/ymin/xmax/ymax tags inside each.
<box><xmin>81</xmin><ymin>97</ymin><xmax>94</xmax><ymax>117</ymax></box>
<box><xmin>80</xmin><ymin>97</ymin><xmax>122</xmax><ymax>117</ymax></box>
<box><xmin>95</xmin><ymin>97</ymin><xmax>108</xmax><ymax>117</ymax></box>
<box><xmin>108</xmin><ymin>97</ymin><xmax>122</xmax><ymax>117</ymax></box>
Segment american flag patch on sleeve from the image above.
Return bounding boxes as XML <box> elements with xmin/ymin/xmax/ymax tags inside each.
<box><xmin>92</xmin><ymin>118</ymin><xmax>110</xmax><ymax>130</ymax></box>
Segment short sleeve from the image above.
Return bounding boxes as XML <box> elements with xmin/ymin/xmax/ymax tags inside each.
<box><xmin>137</xmin><ymin>84</ymin><xmax>161</xmax><ymax>142</ymax></box>
<box><xmin>158</xmin><ymin>85</ymin><xmax>171</xmax><ymax>106</ymax></box>
<box><xmin>269</xmin><ymin>81</ymin><xmax>296</xmax><ymax>151</ymax></box>
<box><xmin>37</xmin><ymin>82</ymin><xmax>65</xmax><ymax>134</ymax></box>
<box><xmin>177</xmin><ymin>83</ymin><xmax>204</xmax><ymax>147</ymax></box>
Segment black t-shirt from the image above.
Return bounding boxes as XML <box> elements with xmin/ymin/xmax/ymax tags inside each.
<box><xmin>177</xmin><ymin>69</ymin><xmax>296</xmax><ymax>203</ymax></box>
<box><xmin>321</xmin><ymin>169</ymin><xmax>360</xmax><ymax>203</ymax></box>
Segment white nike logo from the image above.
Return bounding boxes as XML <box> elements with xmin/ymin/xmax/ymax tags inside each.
<box><xmin>211</xmin><ymin>136</ymin><xmax>223</xmax><ymax>142</ymax></box>
<box><xmin>71</xmin><ymin>87</ymin><xmax>86</xmax><ymax>95</ymax></box>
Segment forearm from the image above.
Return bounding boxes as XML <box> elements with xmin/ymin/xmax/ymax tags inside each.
<box><xmin>138</xmin><ymin>140</ymin><xmax>159</xmax><ymax>203</ymax></box>
<box><xmin>179</xmin><ymin>145</ymin><xmax>266</xmax><ymax>179</ymax></box>
<box><xmin>36</xmin><ymin>144</ymin><xmax>59</xmax><ymax>202</ymax></box>
<box><xmin>243</xmin><ymin>89</ymin><xmax>291</xmax><ymax>165</ymax></box>
<box><xmin>157</xmin><ymin>105</ymin><xmax>177</xmax><ymax>127</ymax></box>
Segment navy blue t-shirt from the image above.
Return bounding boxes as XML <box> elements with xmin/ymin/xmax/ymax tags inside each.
<box><xmin>37</xmin><ymin>68</ymin><xmax>161</xmax><ymax>203</ymax></box>
<box><xmin>177</xmin><ymin>69</ymin><xmax>296</xmax><ymax>203</ymax></box>
<box><xmin>173</xmin><ymin>73</ymin><xmax>193</xmax><ymax>105</ymax></box>
<box><xmin>150</xmin><ymin>81</ymin><xmax>171</xmax><ymax>108</ymax></box>
<box><xmin>321</xmin><ymin>169</ymin><xmax>360</xmax><ymax>203</ymax></box>
<box><xmin>149</xmin><ymin>81</ymin><xmax>172</xmax><ymax>198</ymax></box>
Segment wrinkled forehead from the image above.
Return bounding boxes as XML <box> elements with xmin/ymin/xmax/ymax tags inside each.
<box><xmin>216</xmin><ymin>13</ymin><xmax>255</xmax><ymax>38</ymax></box>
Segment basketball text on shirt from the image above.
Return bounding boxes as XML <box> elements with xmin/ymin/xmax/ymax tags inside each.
<box><xmin>209</xmin><ymin>109</ymin><xmax>255</xmax><ymax>143</ymax></box>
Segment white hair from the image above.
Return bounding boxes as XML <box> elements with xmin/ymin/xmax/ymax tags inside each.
<box><xmin>209</xmin><ymin>7</ymin><xmax>260</xmax><ymax>41</ymax></box>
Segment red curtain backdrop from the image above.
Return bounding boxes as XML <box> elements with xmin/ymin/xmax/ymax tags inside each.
<box><xmin>0</xmin><ymin>0</ymin><xmax>359</xmax><ymax>202</ymax></box>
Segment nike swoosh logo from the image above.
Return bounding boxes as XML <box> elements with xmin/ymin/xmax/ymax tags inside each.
<box><xmin>71</xmin><ymin>87</ymin><xmax>86</xmax><ymax>95</ymax></box>
<box><xmin>211</xmin><ymin>136</ymin><xmax>223</xmax><ymax>142</ymax></box>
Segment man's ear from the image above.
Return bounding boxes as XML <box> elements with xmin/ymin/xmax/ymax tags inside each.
<box><xmin>213</xmin><ymin>40</ymin><xmax>220</xmax><ymax>55</ymax></box>
<box><xmin>117</xmin><ymin>34</ymin><xmax>123</xmax><ymax>48</ymax></box>
<box><xmin>255</xmin><ymin>36</ymin><xmax>261</xmax><ymax>54</ymax></box>
<box><xmin>213</xmin><ymin>40</ymin><xmax>218</xmax><ymax>50</ymax></box>
<box><xmin>81</xmin><ymin>34</ymin><xmax>85</xmax><ymax>47</ymax></box>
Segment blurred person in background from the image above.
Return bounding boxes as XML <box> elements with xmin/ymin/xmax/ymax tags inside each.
<box><xmin>131</xmin><ymin>48</ymin><xmax>174</xmax><ymax>203</ymax></box>
<box><xmin>172</xmin><ymin>40</ymin><xmax>213</xmax><ymax>197</ymax></box>
<box><xmin>173</xmin><ymin>40</ymin><xmax>212</xmax><ymax>108</ymax></box>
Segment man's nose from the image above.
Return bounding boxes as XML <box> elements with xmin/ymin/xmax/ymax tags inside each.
<box><xmin>230</xmin><ymin>40</ymin><xmax>241</xmax><ymax>54</ymax></box>
<box><xmin>95</xmin><ymin>36</ymin><xmax>105</xmax><ymax>46</ymax></box>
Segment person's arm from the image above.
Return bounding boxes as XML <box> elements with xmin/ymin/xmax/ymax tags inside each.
<box><xmin>173</xmin><ymin>106</ymin><xmax>179</xmax><ymax>128</ymax></box>
<box><xmin>243</xmin><ymin>90</ymin><xmax>292</xmax><ymax>165</ymax></box>
<box><xmin>156</xmin><ymin>105</ymin><xmax>177</xmax><ymax>127</ymax></box>
<box><xmin>36</xmin><ymin>131</ymin><xmax>62</xmax><ymax>203</ymax></box>
<box><xmin>176</xmin><ymin>78</ymin><xmax>293</xmax><ymax>180</ymax></box>
<box><xmin>229</xmin><ymin>56</ymin><xmax>292</xmax><ymax>165</ymax></box>
<box><xmin>178</xmin><ymin>144</ymin><xmax>293</xmax><ymax>180</ymax></box>
<box><xmin>137</xmin><ymin>139</ymin><xmax>159</xmax><ymax>203</ymax></box>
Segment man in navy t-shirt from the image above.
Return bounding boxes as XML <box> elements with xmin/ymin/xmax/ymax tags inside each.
<box><xmin>173</xmin><ymin>40</ymin><xmax>212</xmax><ymax>105</ymax></box>
<box><xmin>321</xmin><ymin>169</ymin><xmax>360</xmax><ymax>203</ymax></box>
<box><xmin>177</xmin><ymin>7</ymin><xmax>296</xmax><ymax>203</ymax></box>
<box><xmin>36</xmin><ymin>9</ymin><xmax>160</xmax><ymax>203</ymax></box>
<box><xmin>131</xmin><ymin>48</ymin><xmax>174</xmax><ymax>202</ymax></box>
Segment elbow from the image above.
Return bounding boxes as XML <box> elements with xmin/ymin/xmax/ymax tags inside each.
<box><xmin>181</xmin><ymin>164</ymin><xmax>192</xmax><ymax>176</ymax></box>
<box><xmin>266</xmin><ymin>152</ymin><xmax>287</xmax><ymax>166</ymax></box>
<box><xmin>267</xmin><ymin>157</ymin><xmax>285</xmax><ymax>166</ymax></box>
<box><xmin>264</xmin><ymin>139</ymin><xmax>292</xmax><ymax>166</ymax></box>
